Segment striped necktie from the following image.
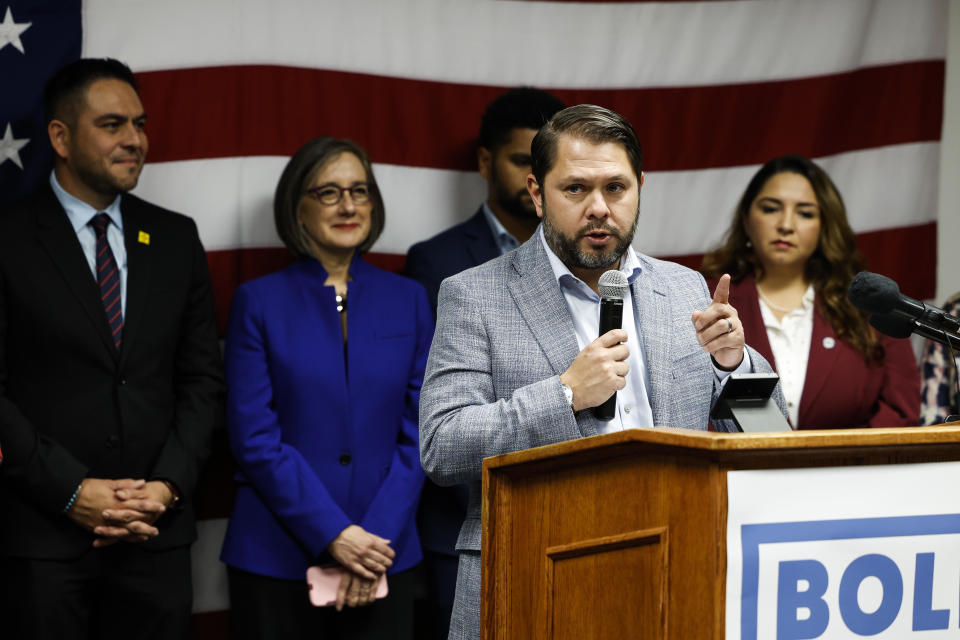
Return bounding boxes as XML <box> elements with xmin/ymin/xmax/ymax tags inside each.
<box><xmin>91</xmin><ymin>213</ymin><xmax>123</xmax><ymax>349</ymax></box>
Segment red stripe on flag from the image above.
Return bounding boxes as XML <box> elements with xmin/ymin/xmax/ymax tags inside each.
<box><xmin>856</xmin><ymin>222</ymin><xmax>937</xmax><ymax>300</ymax></box>
<box><xmin>139</xmin><ymin>61</ymin><xmax>943</xmax><ymax>172</ymax></box>
<box><xmin>203</xmin><ymin>223</ymin><xmax>934</xmax><ymax>336</ymax></box>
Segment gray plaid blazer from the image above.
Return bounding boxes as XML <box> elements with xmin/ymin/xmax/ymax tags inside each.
<box><xmin>419</xmin><ymin>233</ymin><xmax>778</xmax><ymax>555</ymax></box>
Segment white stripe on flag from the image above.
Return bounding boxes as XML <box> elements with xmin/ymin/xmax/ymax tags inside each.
<box><xmin>133</xmin><ymin>141</ymin><xmax>938</xmax><ymax>257</ymax></box>
<box><xmin>638</xmin><ymin>142</ymin><xmax>940</xmax><ymax>257</ymax></box>
<box><xmin>133</xmin><ymin>158</ymin><xmax>486</xmax><ymax>253</ymax></box>
<box><xmin>83</xmin><ymin>0</ymin><xmax>946</xmax><ymax>88</ymax></box>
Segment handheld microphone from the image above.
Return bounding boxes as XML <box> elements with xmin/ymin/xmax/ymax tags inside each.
<box><xmin>596</xmin><ymin>270</ymin><xmax>628</xmax><ymax>421</ymax></box>
<box><xmin>848</xmin><ymin>272</ymin><xmax>960</xmax><ymax>334</ymax></box>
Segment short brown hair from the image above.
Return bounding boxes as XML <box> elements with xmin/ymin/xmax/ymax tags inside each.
<box><xmin>531</xmin><ymin>104</ymin><xmax>643</xmax><ymax>187</ymax></box>
<box><xmin>274</xmin><ymin>138</ymin><xmax>385</xmax><ymax>257</ymax></box>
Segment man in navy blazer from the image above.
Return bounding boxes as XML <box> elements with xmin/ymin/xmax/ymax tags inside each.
<box><xmin>404</xmin><ymin>87</ymin><xmax>564</xmax><ymax>638</ymax></box>
<box><xmin>405</xmin><ymin>88</ymin><xmax>566</xmax><ymax>314</ymax></box>
<box><xmin>0</xmin><ymin>58</ymin><xmax>223</xmax><ymax>640</ymax></box>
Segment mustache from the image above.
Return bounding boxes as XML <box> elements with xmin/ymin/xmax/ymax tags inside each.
<box><xmin>577</xmin><ymin>222</ymin><xmax>622</xmax><ymax>238</ymax></box>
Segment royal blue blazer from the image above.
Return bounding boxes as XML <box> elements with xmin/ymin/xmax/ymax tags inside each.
<box><xmin>220</xmin><ymin>256</ymin><xmax>433</xmax><ymax>580</ymax></box>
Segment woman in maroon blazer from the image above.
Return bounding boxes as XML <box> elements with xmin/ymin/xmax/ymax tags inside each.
<box><xmin>702</xmin><ymin>155</ymin><xmax>920</xmax><ymax>429</ymax></box>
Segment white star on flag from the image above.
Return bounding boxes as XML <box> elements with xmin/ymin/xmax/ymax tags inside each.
<box><xmin>0</xmin><ymin>123</ymin><xmax>29</xmax><ymax>169</ymax></box>
<box><xmin>0</xmin><ymin>6</ymin><xmax>31</xmax><ymax>53</ymax></box>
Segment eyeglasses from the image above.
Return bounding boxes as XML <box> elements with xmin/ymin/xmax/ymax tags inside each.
<box><xmin>305</xmin><ymin>183</ymin><xmax>372</xmax><ymax>206</ymax></box>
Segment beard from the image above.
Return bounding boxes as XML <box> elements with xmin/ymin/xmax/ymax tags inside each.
<box><xmin>73</xmin><ymin>149</ymin><xmax>143</xmax><ymax>198</ymax></box>
<box><xmin>541</xmin><ymin>196</ymin><xmax>639</xmax><ymax>271</ymax></box>
<box><xmin>490</xmin><ymin>163</ymin><xmax>538</xmax><ymax>221</ymax></box>
<box><xmin>496</xmin><ymin>187</ymin><xmax>537</xmax><ymax>221</ymax></box>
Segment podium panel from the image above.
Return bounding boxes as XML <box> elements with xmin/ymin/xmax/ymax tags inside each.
<box><xmin>547</xmin><ymin>527</ymin><xmax>666</xmax><ymax>638</ymax></box>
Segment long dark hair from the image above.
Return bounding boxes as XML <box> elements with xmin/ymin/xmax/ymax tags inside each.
<box><xmin>701</xmin><ymin>155</ymin><xmax>882</xmax><ymax>363</ymax></box>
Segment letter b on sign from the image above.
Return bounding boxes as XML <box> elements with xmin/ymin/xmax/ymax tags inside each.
<box><xmin>777</xmin><ymin>559</ymin><xmax>829</xmax><ymax>639</ymax></box>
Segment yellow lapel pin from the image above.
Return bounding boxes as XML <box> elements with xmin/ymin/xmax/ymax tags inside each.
<box><xmin>138</xmin><ymin>231</ymin><xmax>150</xmax><ymax>245</ymax></box>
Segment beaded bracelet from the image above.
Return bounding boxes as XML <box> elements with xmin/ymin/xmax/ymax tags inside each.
<box><xmin>62</xmin><ymin>481</ymin><xmax>83</xmax><ymax>513</ymax></box>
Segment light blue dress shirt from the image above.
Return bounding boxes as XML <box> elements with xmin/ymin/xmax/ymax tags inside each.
<box><xmin>539</xmin><ymin>226</ymin><xmax>748</xmax><ymax>433</ymax></box>
<box><xmin>50</xmin><ymin>171</ymin><xmax>127</xmax><ymax>319</ymax></box>
<box><xmin>481</xmin><ymin>202</ymin><xmax>521</xmax><ymax>255</ymax></box>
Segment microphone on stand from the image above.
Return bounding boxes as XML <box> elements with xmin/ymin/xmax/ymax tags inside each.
<box><xmin>853</xmin><ymin>273</ymin><xmax>960</xmax><ymax>424</ymax></box>
<box><xmin>848</xmin><ymin>272</ymin><xmax>960</xmax><ymax>335</ymax></box>
<box><xmin>595</xmin><ymin>270</ymin><xmax>628</xmax><ymax>421</ymax></box>
<box><xmin>868</xmin><ymin>310</ymin><xmax>960</xmax><ymax>350</ymax></box>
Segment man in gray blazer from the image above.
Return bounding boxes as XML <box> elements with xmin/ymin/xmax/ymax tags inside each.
<box><xmin>419</xmin><ymin>104</ymin><xmax>781</xmax><ymax>639</ymax></box>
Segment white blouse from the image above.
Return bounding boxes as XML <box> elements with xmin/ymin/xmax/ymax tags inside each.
<box><xmin>758</xmin><ymin>285</ymin><xmax>816</xmax><ymax>427</ymax></box>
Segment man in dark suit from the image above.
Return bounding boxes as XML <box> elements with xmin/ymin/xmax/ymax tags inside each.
<box><xmin>405</xmin><ymin>88</ymin><xmax>566</xmax><ymax>314</ymax></box>
<box><xmin>403</xmin><ymin>87</ymin><xmax>564</xmax><ymax>639</ymax></box>
<box><xmin>0</xmin><ymin>58</ymin><xmax>224</xmax><ymax>640</ymax></box>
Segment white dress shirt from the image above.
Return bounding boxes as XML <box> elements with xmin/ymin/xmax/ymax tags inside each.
<box><xmin>758</xmin><ymin>284</ymin><xmax>815</xmax><ymax>427</ymax></box>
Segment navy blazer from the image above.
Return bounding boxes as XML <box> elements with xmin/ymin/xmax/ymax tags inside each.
<box><xmin>220</xmin><ymin>256</ymin><xmax>432</xmax><ymax>580</ymax></box>
<box><xmin>404</xmin><ymin>207</ymin><xmax>499</xmax><ymax>315</ymax></box>
<box><xmin>404</xmin><ymin>207</ymin><xmax>498</xmax><ymax>558</ymax></box>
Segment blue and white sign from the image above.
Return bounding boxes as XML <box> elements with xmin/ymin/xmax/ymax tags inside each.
<box><xmin>727</xmin><ymin>462</ymin><xmax>960</xmax><ymax>639</ymax></box>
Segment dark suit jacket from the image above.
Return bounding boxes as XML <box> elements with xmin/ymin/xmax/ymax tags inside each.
<box><xmin>403</xmin><ymin>207</ymin><xmax>498</xmax><ymax>561</ymax></box>
<box><xmin>404</xmin><ymin>207</ymin><xmax>499</xmax><ymax>315</ymax></box>
<box><xmin>728</xmin><ymin>276</ymin><xmax>920</xmax><ymax>428</ymax></box>
<box><xmin>0</xmin><ymin>185</ymin><xmax>225</xmax><ymax>559</ymax></box>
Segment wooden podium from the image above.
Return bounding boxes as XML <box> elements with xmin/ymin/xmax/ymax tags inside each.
<box><xmin>480</xmin><ymin>424</ymin><xmax>960</xmax><ymax>639</ymax></box>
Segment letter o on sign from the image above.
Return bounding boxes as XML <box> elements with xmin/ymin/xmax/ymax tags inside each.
<box><xmin>838</xmin><ymin>554</ymin><xmax>903</xmax><ymax>635</ymax></box>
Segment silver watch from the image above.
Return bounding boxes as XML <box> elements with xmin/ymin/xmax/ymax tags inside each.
<box><xmin>560</xmin><ymin>382</ymin><xmax>575</xmax><ymax>411</ymax></box>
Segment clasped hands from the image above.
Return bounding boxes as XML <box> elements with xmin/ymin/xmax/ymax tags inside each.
<box><xmin>560</xmin><ymin>274</ymin><xmax>745</xmax><ymax>411</ymax></box>
<box><xmin>66</xmin><ymin>478</ymin><xmax>176</xmax><ymax>547</ymax></box>
<box><xmin>327</xmin><ymin>524</ymin><xmax>395</xmax><ymax>611</ymax></box>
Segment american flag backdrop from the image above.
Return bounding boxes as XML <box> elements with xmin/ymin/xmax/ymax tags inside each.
<box><xmin>0</xmin><ymin>0</ymin><xmax>949</xmax><ymax>636</ymax></box>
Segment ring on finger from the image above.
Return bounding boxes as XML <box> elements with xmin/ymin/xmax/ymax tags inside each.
<box><xmin>725</xmin><ymin>318</ymin><xmax>733</xmax><ymax>334</ymax></box>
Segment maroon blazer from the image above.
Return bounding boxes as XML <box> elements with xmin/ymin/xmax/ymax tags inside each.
<box><xmin>725</xmin><ymin>276</ymin><xmax>920</xmax><ymax>429</ymax></box>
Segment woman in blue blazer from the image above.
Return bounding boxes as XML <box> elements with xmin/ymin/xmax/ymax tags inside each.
<box><xmin>221</xmin><ymin>138</ymin><xmax>433</xmax><ymax>639</ymax></box>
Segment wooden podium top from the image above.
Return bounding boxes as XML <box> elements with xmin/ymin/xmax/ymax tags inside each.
<box><xmin>483</xmin><ymin>422</ymin><xmax>960</xmax><ymax>474</ymax></box>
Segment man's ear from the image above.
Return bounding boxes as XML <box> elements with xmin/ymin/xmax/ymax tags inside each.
<box><xmin>48</xmin><ymin>120</ymin><xmax>70</xmax><ymax>161</ymax></box>
<box><xmin>526</xmin><ymin>174</ymin><xmax>544</xmax><ymax>219</ymax></box>
<box><xmin>477</xmin><ymin>146</ymin><xmax>491</xmax><ymax>181</ymax></box>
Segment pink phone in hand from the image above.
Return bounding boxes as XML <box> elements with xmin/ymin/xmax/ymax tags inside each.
<box><xmin>306</xmin><ymin>566</ymin><xmax>388</xmax><ymax>607</ymax></box>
